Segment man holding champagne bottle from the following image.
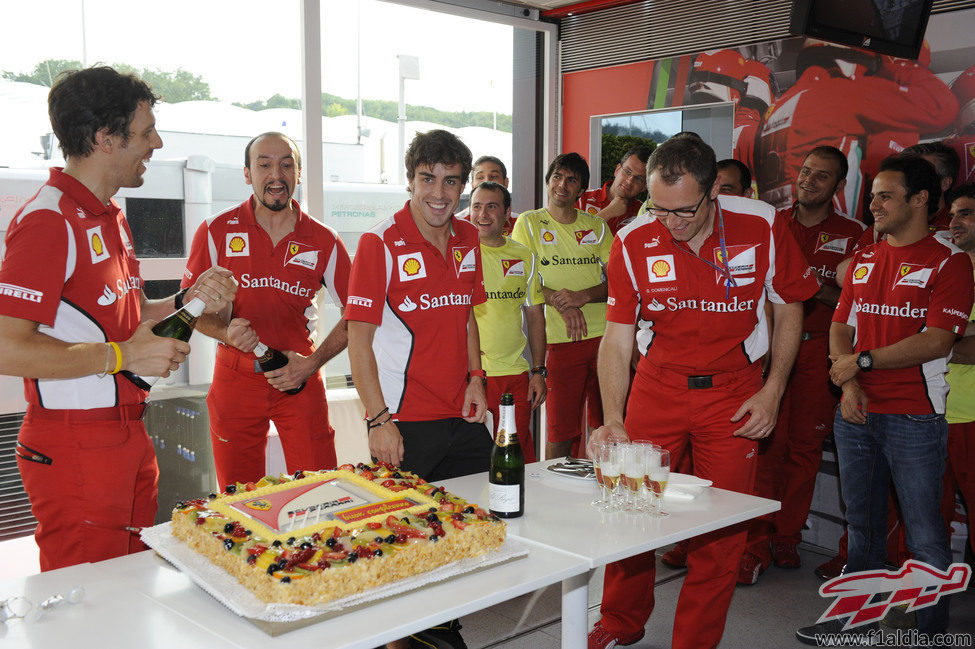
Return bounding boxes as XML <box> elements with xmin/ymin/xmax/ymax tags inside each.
<box><xmin>184</xmin><ymin>132</ymin><xmax>352</xmax><ymax>487</ymax></box>
<box><xmin>0</xmin><ymin>66</ymin><xmax>237</xmax><ymax>571</ymax></box>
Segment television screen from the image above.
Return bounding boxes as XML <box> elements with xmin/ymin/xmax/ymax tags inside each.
<box><xmin>790</xmin><ymin>0</ymin><xmax>933</xmax><ymax>59</ymax></box>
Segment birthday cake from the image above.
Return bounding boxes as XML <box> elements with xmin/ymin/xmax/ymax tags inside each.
<box><xmin>170</xmin><ymin>463</ymin><xmax>506</xmax><ymax>605</ymax></box>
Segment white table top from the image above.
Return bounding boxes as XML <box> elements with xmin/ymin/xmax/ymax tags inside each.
<box><xmin>441</xmin><ymin>459</ymin><xmax>781</xmax><ymax>567</ymax></box>
<box><xmin>0</xmin><ymin>538</ymin><xmax>588</xmax><ymax>649</ymax></box>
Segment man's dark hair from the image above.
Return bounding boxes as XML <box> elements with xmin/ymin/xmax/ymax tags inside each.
<box><xmin>48</xmin><ymin>66</ymin><xmax>159</xmax><ymax>158</ymax></box>
<box><xmin>473</xmin><ymin>155</ymin><xmax>507</xmax><ymax>179</ymax></box>
<box><xmin>544</xmin><ymin>152</ymin><xmax>590</xmax><ymax>190</ymax></box>
<box><xmin>717</xmin><ymin>158</ymin><xmax>752</xmax><ymax>193</ymax></box>
<box><xmin>878</xmin><ymin>154</ymin><xmax>941</xmax><ymax>216</ymax></box>
<box><xmin>621</xmin><ymin>145</ymin><xmax>653</xmax><ymax>166</ymax></box>
<box><xmin>903</xmin><ymin>141</ymin><xmax>961</xmax><ymax>189</ymax></box>
<box><xmin>244</xmin><ymin>132</ymin><xmax>302</xmax><ymax>170</ymax></box>
<box><xmin>648</xmin><ymin>135</ymin><xmax>717</xmax><ymax>192</ymax></box>
<box><xmin>805</xmin><ymin>145</ymin><xmax>849</xmax><ymax>182</ymax></box>
<box><xmin>472</xmin><ymin>181</ymin><xmax>511</xmax><ymax>210</ymax></box>
<box><xmin>405</xmin><ymin>129</ymin><xmax>472</xmax><ymax>182</ymax></box>
<box><xmin>946</xmin><ymin>181</ymin><xmax>975</xmax><ymax>205</ymax></box>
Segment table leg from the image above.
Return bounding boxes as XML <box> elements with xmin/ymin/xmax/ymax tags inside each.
<box><xmin>561</xmin><ymin>569</ymin><xmax>592</xmax><ymax>649</ymax></box>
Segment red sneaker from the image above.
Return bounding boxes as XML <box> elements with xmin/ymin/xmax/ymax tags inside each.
<box><xmin>772</xmin><ymin>541</ymin><xmax>801</xmax><ymax>569</ymax></box>
<box><xmin>661</xmin><ymin>542</ymin><xmax>687</xmax><ymax>569</ymax></box>
<box><xmin>737</xmin><ymin>551</ymin><xmax>766</xmax><ymax>585</ymax></box>
<box><xmin>588</xmin><ymin>625</ymin><xmax>645</xmax><ymax>648</ymax></box>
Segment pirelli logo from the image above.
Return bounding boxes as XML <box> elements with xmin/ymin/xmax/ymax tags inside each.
<box><xmin>347</xmin><ymin>295</ymin><xmax>373</xmax><ymax>308</ymax></box>
<box><xmin>0</xmin><ymin>283</ymin><xmax>43</xmax><ymax>303</ymax></box>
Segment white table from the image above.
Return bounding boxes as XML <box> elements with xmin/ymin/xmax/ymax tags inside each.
<box><xmin>440</xmin><ymin>459</ymin><xmax>781</xmax><ymax>648</ymax></box>
<box><xmin>0</xmin><ymin>540</ymin><xmax>588</xmax><ymax>649</ymax></box>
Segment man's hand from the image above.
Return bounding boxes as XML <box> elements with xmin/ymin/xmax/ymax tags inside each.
<box><xmin>586</xmin><ymin>422</ymin><xmax>630</xmax><ymax>458</ymax></box>
<box><xmin>527</xmin><ymin>373</ymin><xmax>547</xmax><ymax>409</ymax></box>
<box><xmin>369</xmin><ymin>420</ymin><xmax>404</xmax><ymax>466</ymax></box>
<box><xmin>264</xmin><ymin>351</ymin><xmax>317</xmax><ymax>392</ymax></box>
<box><xmin>828</xmin><ymin>353</ymin><xmax>859</xmax><ymax>386</ymax></box>
<box><xmin>119</xmin><ymin>321</ymin><xmax>191</xmax><ymax>378</ymax></box>
<box><xmin>601</xmin><ymin>195</ymin><xmax>630</xmax><ymax>221</ymax></box>
<box><xmin>186</xmin><ymin>266</ymin><xmax>238</xmax><ymax>314</ymax></box>
<box><xmin>560</xmin><ymin>307</ymin><xmax>588</xmax><ymax>342</ymax></box>
<box><xmin>549</xmin><ymin>288</ymin><xmax>589</xmax><ymax>312</ymax></box>
<box><xmin>839</xmin><ymin>380</ymin><xmax>868</xmax><ymax>424</ymax></box>
<box><xmin>462</xmin><ymin>379</ymin><xmax>487</xmax><ymax>423</ymax></box>
<box><xmin>730</xmin><ymin>385</ymin><xmax>779</xmax><ymax>439</ymax></box>
<box><xmin>226</xmin><ymin>318</ymin><xmax>259</xmax><ymax>353</ymax></box>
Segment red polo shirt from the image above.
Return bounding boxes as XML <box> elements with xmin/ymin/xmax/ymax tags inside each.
<box><xmin>345</xmin><ymin>202</ymin><xmax>486</xmax><ymax>421</ymax></box>
<box><xmin>578</xmin><ymin>182</ymin><xmax>642</xmax><ymax>235</ymax></box>
<box><xmin>607</xmin><ymin>195</ymin><xmax>819</xmax><ymax>375</ymax></box>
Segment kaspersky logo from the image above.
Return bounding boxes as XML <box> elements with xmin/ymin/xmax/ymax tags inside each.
<box><xmin>815</xmin><ymin>560</ymin><xmax>970</xmax><ymax>630</ymax></box>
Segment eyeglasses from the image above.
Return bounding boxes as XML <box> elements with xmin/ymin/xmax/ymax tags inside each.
<box><xmin>645</xmin><ymin>193</ymin><xmax>707</xmax><ymax>220</ymax></box>
<box><xmin>619</xmin><ymin>165</ymin><xmax>646</xmax><ymax>186</ymax></box>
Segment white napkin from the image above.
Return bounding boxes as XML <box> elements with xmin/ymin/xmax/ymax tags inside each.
<box><xmin>663</xmin><ymin>473</ymin><xmax>712</xmax><ymax>502</ymax></box>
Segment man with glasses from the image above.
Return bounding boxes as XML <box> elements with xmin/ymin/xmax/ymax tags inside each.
<box><xmin>587</xmin><ymin>135</ymin><xmax>817</xmax><ymax>649</ymax></box>
<box><xmin>578</xmin><ymin>145</ymin><xmax>653</xmax><ymax>234</ymax></box>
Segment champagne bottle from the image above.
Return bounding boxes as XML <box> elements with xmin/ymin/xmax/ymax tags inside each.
<box><xmin>121</xmin><ymin>297</ymin><xmax>206</xmax><ymax>390</ymax></box>
<box><xmin>253</xmin><ymin>341</ymin><xmax>305</xmax><ymax>395</ymax></box>
<box><xmin>489</xmin><ymin>392</ymin><xmax>525</xmax><ymax>518</ymax></box>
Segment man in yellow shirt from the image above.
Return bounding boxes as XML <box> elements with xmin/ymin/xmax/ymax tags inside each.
<box><xmin>512</xmin><ymin>153</ymin><xmax>612</xmax><ymax>458</ymax></box>
<box><xmin>472</xmin><ymin>181</ymin><xmax>546</xmax><ymax>461</ymax></box>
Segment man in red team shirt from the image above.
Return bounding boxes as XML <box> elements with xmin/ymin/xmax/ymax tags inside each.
<box><xmin>588</xmin><ymin>135</ymin><xmax>818</xmax><ymax>649</ymax></box>
<box><xmin>577</xmin><ymin>145</ymin><xmax>652</xmax><ymax>235</ymax></box>
<box><xmin>345</xmin><ymin>129</ymin><xmax>490</xmax><ymax>482</ymax></box>
<box><xmin>797</xmin><ymin>155</ymin><xmax>973</xmax><ymax>643</ymax></box>
<box><xmin>0</xmin><ymin>67</ymin><xmax>236</xmax><ymax>571</ymax></box>
<box><xmin>184</xmin><ymin>132</ymin><xmax>352</xmax><ymax>487</ymax></box>
<box><xmin>741</xmin><ymin>146</ymin><xmax>865</xmax><ymax>584</ymax></box>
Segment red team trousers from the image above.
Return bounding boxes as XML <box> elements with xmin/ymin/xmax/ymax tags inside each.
<box><xmin>207</xmin><ymin>350</ymin><xmax>336</xmax><ymax>487</ymax></box>
<box><xmin>485</xmin><ymin>372</ymin><xmax>537</xmax><ymax>463</ymax></box>
<box><xmin>599</xmin><ymin>363</ymin><xmax>760</xmax><ymax>649</ymax></box>
<box><xmin>16</xmin><ymin>405</ymin><xmax>158</xmax><ymax>571</ymax></box>
<box><xmin>747</xmin><ymin>334</ymin><xmax>837</xmax><ymax>561</ymax></box>
<box><xmin>942</xmin><ymin>420</ymin><xmax>975</xmax><ymax>558</ymax></box>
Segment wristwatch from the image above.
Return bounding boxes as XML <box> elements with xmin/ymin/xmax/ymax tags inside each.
<box><xmin>530</xmin><ymin>365</ymin><xmax>548</xmax><ymax>378</ymax></box>
<box><xmin>856</xmin><ymin>351</ymin><xmax>874</xmax><ymax>372</ymax></box>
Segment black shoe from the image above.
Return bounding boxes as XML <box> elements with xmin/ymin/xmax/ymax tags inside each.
<box><xmin>409</xmin><ymin>619</ymin><xmax>467</xmax><ymax>649</ymax></box>
<box><xmin>796</xmin><ymin>619</ymin><xmax>878</xmax><ymax>646</ymax></box>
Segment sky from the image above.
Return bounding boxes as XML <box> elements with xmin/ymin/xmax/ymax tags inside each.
<box><xmin>0</xmin><ymin>0</ymin><xmax>515</xmax><ymax>114</ymax></box>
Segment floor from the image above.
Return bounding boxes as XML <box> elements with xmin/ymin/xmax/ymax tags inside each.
<box><xmin>459</xmin><ymin>544</ymin><xmax>975</xmax><ymax>649</ymax></box>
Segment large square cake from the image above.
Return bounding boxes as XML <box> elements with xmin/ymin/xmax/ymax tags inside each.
<box><xmin>171</xmin><ymin>462</ymin><xmax>506</xmax><ymax>605</ymax></box>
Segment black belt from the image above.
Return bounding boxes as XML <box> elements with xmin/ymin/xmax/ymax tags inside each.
<box><xmin>687</xmin><ymin>375</ymin><xmax>715</xmax><ymax>389</ymax></box>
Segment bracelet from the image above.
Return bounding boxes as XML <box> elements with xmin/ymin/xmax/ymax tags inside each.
<box><xmin>96</xmin><ymin>343</ymin><xmax>113</xmax><ymax>378</ymax></box>
<box><xmin>467</xmin><ymin>369</ymin><xmax>487</xmax><ymax>384</ymax></box>
<box><xmin>108</xmin><ymin>342</ymin><xmax>123</xmax><ymax>375</ymax></box>
<box><xmin>367</xmin><ymin>414</ymin><xmax>393</xmax><ymax>430</ymax></box>
<box><xmin>366</xmin><ymin>407</ymin><xmax>389</xmax><ymax>426</ymax></box>
<box><xmin>174</xmin><ymin>288</ymin><xmax>189</xmax><ymax>310</ymax></box>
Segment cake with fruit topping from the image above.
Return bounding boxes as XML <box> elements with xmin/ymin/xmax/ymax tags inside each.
<box><xmin>170</xmin><ymin>463</ymin><xmax>506</xmax><ymax>605</ymax></box>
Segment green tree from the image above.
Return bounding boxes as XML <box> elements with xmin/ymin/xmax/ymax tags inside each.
<box><xmin>266</xmin><ymin>93</ymin><xmax>301</xmax><ymax>110</ymax></box>
<box><xmin>324</xmin><ymin>102</ymin><xmax>348</xmax><ymax>117</ymax></box>
<box><xmin>116</xmin><ymin>65</ymin><xmax>213</xmax><ymax>102</ymax></box>
<box><xmin>2</xmin><ymin>59</ymin><xmax>83</xmax><ymax>86</ymax></box>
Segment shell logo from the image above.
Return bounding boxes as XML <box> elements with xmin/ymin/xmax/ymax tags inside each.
<box><xmin>244</xmin><ymin>499</ymin><xmax>272</xmax><ymax>511</ymax></box>
<box><xmin>588</xmin><ymin>207</ymin><xmax>597</xmax><ymax>215</ymax></box>
<box><xmin>542</xmin><ymin>231</ymin><xmax>554</xmax><ymax>242</ymax></box>
<box><xmin>229</xmin><ymin>236</ymin><xmax>247</xmax><ymax>253</ymax></box>
<box><xmin>854</xmin><ymin>266</ymin><xmax>869</xmax><ymax>280</ymax></box>
<box><xmin>403</xmin><ymin>257</ymin><xmax>422</xmax><ymax>276</ymax></box>
<box><xmin>91</xmin><ymin>233</ymin><xmax>104</xmax><ymax>256</ymax></box>
<box><xmin>651</xmin><ymin>259</ymin><xmax>672</xmax><ymax>278</ymax></box>
<box><xmin>453</xmin><ymin>249</ymin><xmax>463</xmax><ymax>263</ymax></box>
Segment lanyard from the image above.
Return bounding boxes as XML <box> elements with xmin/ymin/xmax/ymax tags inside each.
<box><xmin>672</xmin><ymin>200</ymin><xmax>738</xmax><ymax>300</ymax></box>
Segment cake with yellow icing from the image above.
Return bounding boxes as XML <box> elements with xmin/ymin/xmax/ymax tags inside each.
<box><xmin>170</xmin><ymin>462</ymin><xmax>506</xmax><ymax>605</ymax></box>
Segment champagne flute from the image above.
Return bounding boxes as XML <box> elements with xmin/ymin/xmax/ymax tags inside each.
<box><xmin>598</xmin><ymin>442</ymin><xmax>623</xmax><ymax>511</ymax></box>
<box><xmin>622</xmin><ymin>443</ymin><xmax>646</xmax><ymax>515</ymax></box>
<box><xmin>590</xmin><ymin>441</ymin><xmax>608</xmax><ymax>507</ymax></box>
<box><xmin>647</xmin><ymin>448</ymin><xmax>671</xmax><ymax>517</ymax></box>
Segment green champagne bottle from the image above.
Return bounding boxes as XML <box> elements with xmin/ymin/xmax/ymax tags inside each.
<box><xmin>253</xmin><ymin>341</ymin><xmax>305</xmax><ymax>395</ymax></box>
<box><xmin>489</xmin><ymin>392</ymin><xmax>525</xmax><ymax>518</ymax></box>
<box><xmin>121</xmin><ymin>297</ymin><xmax>206</xmax><ymax>390</ymax></box>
